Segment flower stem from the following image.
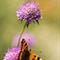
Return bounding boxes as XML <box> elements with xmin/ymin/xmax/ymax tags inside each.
<box><xmin>17</xmin><ymin>22</ymin><xmax>27</xmax><ymax>47</ymax></box>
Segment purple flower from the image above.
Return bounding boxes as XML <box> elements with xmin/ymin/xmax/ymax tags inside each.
<box><xmin>12</xmin><ymin>32</ymin><xmax>36</xmax><ymax>50</ymax></box>
<box><xmin>16</xmin><ymin>2</ymin><xmax>41</xmax><ymax>25</ymax></box>
<box><xmin>3</xmin><ymin>48</ymin><xmax>20</xmax><ymax>60</ymax></box>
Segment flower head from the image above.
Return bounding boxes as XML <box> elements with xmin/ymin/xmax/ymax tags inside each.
<box><xmin>3</xmin><ymin>48</ymin><xmax>20</xmax><ymax>60</ymax></box>
<box><xmin>12</xmin><ymin>32</ymin><xmax>35</xmax><ymax>50</ymax></box>
<box><xmin>16</xmin><ymin>2</ymin><xmax>41</xmax><ymax>26</ymax></box>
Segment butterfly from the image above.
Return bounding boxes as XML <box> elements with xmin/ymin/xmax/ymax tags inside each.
<box><xmin>18</xmin><ymin>38</ymin><xmax>42</xmax><ymax>60</ymax></box>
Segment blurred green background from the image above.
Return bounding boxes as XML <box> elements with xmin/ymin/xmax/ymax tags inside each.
<box><xmin>0</xmin><ymin>0</ymin><xmax>59</xmax><ymax>60</ymax></box>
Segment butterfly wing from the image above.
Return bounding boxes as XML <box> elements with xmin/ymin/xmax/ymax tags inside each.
<box><xmin>18</xmin><ymin>39</ymin><xmax>30</xmax><ymax>60</ymax></box>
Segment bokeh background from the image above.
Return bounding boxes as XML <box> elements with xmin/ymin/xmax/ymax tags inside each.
<box><xmin>0</xmin><ymin>0</ymin><xmax>59</xmax><ymax>60</ymax></box>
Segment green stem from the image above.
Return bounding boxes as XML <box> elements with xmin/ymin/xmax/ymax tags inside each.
<box><xmin>17</xmin><ymin>22</ymin><xmax>27</xmax><ymax>47</ymax></box>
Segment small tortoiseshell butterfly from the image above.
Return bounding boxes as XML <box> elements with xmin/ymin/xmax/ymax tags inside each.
<box><xmin>18</xmin><ymin>39</ymin><xmax>42</xmax><ymax>60</ymax></box>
